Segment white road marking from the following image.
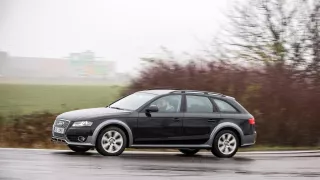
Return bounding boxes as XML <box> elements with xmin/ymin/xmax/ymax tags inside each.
<box><xmin>0</xmin><ymin>147</ymin><xmax>319</xmax><ymax>154</ymax></box>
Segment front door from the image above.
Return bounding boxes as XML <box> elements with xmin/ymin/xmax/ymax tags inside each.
<box><xmin>135</xmin><ymin>94</ymin><xmax>183</xmax><ymax>144</ymax></box>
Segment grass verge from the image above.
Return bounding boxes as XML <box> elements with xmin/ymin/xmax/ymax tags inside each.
<box><xmin>0</xmin><ymin>83</ymin><xmax>122</xmax><ymax>117</ymax></box>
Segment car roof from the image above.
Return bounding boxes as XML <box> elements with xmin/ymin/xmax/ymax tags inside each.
<box><xmin>137</xmin><ymin>89</ymin><xmax>233</xmax><ymax>98</ymax></box>
<box><xmin>137</xmin><ymin>89</ymin><xmax>176</xmax><ymax>95</ymax></box>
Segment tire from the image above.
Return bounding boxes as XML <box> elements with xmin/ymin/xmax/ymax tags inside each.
<box><xmin>178</xmin><ymin>148</ymin><xmax>199</xmax><ymax>156</ymax></box>
<box><xmin>211</xmin><ymin>130</ymin><xmax>239</xmax><ymax>158</ymax></box>
<box><xmin>95</xmin><ymin>126</ymin><xmax>127</xmax><ymax>156</ymax></box>
<box><xmin>68</xmin><ymin>145</ymin><xmax>91</xmax><ymax>153</ymax></box>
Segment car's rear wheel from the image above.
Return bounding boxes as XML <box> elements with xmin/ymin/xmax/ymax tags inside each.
<box><xmin>68</xmin><ymin>145</ymin><xmax>92</xmax><ymax>153</ymax></box>
<box><xmin>96</xmin><ymin>127</ymin><xmax>127</xmax><ymax>156</ymax></box>
<box><xmin>211</xmin><ymin>130</ymin><xmax>239</xmax><ymax>158</ymax></box>
<box><xmin>178</xmin><ymin>148</ymin><xmax>199</xmax><ymax>156</ymax></box>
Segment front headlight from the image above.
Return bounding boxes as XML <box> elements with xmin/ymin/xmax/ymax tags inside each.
<box><xmin>72</xmin><ymin>121</ymin><xmax>93</xmax><ymax>127</ymax></box>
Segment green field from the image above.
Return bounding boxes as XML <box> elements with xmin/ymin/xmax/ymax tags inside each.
<box><xmin>0</xmin><ymin>84</ymin><xmax>123</xmax><ymax>116</ymax></box>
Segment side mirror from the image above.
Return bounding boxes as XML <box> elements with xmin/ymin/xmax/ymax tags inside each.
<box><xmin>146</xmin><ymin>105</ymin><xmax>159</xmax><ymax>113</ymax></box>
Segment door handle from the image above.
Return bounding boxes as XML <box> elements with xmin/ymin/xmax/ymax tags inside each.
<box><xmin>173</xmin><ymin>117</ymin><xmax>180</xmax><ymax>121</ymax></box>
<box><xmin>208</xmin><ymin>119</ymin><xmax>217</xmax><ymax>122</ymax></box>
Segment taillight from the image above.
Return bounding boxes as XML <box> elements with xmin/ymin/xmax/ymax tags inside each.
<box><xmin>248</xmin><ymin>117</ymin><xmax>255</xmax><ymax>125</ymax></box>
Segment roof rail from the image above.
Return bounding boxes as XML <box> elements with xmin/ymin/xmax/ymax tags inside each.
<box><xmin>170</xmin><ymin>90</ymin><xmax>225</xmax><ymax>96</ymax></box>
<box><xmin>146</xmin><ymin>87</ymin><xmax>176</xmax><ymax>90</ymax></box>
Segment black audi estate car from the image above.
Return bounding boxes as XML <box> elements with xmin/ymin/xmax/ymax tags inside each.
<box><xmin>52</xmin><ymin>89</ymin><xmax>256</xmax><ymax>158</ymax></box>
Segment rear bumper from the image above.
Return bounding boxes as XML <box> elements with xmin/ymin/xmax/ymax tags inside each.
<box><xmin>241</xmin><ymin>131</ymin><xmax>257</xmax><ymax>147</ymax></box>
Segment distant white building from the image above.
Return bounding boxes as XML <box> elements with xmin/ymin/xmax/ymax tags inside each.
<box><xmin>0</xmin><ymin>51</ymin><xmax>129</xmax><ymax>84</ymax></box>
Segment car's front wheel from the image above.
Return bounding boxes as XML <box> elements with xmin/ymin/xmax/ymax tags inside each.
<box><xmin>178</xmin><ymin>148</ymin><xmax>199</xmax><ymax>156</ymax></box>
<box><xmin>211</xmin><ymin>130</ymin><xmax>239</xmax><ymax>158</ymax></box>
<box><xmin>96</xmin><ymin>127</ymin><xmax>127</xmax><ymax>156</ymax></box>
<box><xmin>68</xmin><ymin>145</ymin><xmax>92</xmax><ymax>153</ymax></box>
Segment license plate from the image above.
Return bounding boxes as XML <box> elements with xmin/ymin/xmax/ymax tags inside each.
<box><xmin>54</xmin><ymin>127</ymin><xmax>65</xmax><ymax>134</ymax></box>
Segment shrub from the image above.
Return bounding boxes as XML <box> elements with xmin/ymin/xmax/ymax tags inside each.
<box><xmin>124</xmin><ymin>60</ymin><xmax>320</xmax><ymax>146</ymax></box>
<box><xmin>0</xmin><ymin>112</ymin><xmax>64</xmax><ymax>148</ymax></box>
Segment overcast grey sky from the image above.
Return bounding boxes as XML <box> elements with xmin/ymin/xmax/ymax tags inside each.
<box><xmin>0</xmin><ymin>0</ymin><xmax>233</xmax><ymax>72</ymax></box>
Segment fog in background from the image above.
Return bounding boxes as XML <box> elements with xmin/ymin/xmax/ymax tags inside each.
<box><xmin>0</xmin><ymin>0</ymin><xmax>234</xmax><ymax>75</ymax></box>
<box><xmin>1</xmin><ymin>0</ymin><xmax>320</xmax><ymax>152</ymax></box>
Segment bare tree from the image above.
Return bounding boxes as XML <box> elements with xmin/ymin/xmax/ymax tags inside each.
<box><xmin>305</xmin><ymin>1</ymin><xmax>320</xmax><ymax>85</ymax></box>
<box><xmin>218</xmin><ymin>0</ymin><xmax>319</xmax><ymax>75</ymax></box>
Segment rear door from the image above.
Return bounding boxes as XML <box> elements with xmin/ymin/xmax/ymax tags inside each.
<box><xmin>182</xmin><ymin>95</ymin><xmax>221</xmax><ymax>144</ymax></box>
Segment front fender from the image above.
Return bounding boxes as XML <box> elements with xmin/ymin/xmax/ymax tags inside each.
<box><xmin>91</xmin><ymin>119</ymin><xmax>133</xmax><ymax>146</ymax></box>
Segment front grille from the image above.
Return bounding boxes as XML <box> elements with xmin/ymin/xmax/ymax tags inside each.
<box><xmin>53</xmin><ymin>132</ymin><xmax>65</xmax><ymax>137</ymax></box>
<box><xmin>52</xmin><ymin>119</ymin><xmax>70</xmax><ymax>137</ymax></box>
<box><xmin>54</xmin><ymin>119</ymin><xmax>70</xmax><ymax>128</ymax></box>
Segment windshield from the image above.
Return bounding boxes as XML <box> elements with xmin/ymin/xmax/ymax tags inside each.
<box><xmin>108</xmin><ymin>92</ymin><xmax>157</xmax><ymax>111</ymax></box>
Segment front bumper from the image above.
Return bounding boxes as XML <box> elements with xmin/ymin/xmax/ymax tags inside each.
<box><xmin>241</xmin><ymin>131</ymin><xmax>257</xmax><ymax>147</ymax></box>
<box><xmin>52</xmin><ymin>119</ymin><xmax>95</xmax><ymax>147</ymax></box>
<box><xmin>51</xmin><ymin>136</ymin><xmax>94</xmax><ymax>146</ymax></box>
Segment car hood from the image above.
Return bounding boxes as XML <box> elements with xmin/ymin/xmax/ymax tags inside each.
<box><xmin>56</xmin><ymin>107</ymin><xmax>131</xmax><ymax>121</ymax></box>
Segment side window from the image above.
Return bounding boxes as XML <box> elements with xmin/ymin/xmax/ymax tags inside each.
<box><xmin>149</xmin><ymin>95</ymin><xmax>182</xmax><ymax>113</ymax></box>
<box><xmin>186</xmin><ymin>95</ymin><xmax>213</xmax><ymax>113</ymax></box>
<box><xmin>213</xmin><ymin>99</ymin><xmax>238</xmax><ymax>113</ymax></box>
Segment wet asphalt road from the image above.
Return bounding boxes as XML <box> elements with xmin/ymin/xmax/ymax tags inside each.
<box><xmin>0</xmin><ymin>149</ymin><xmax>320</xmax><ymax>180</ymax></box>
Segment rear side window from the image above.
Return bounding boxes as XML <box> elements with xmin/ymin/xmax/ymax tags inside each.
<box><xmin>213</xmin><ymin>99</ymin><xmax>238</xmax><ymax>113</ymax></box>
<box><xmin>186</xmin><ymin>95</ymin><xmax>214</xmax><ymax>113</ymax></box>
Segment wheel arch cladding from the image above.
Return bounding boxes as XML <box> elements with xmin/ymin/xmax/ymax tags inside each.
<box><xmin>92</xmin><ymin>119</ymin><xmax>133</xmax><ymax>147</ymax></box>
<box><xmin>208</xmin><ymin>122</ymin><xmax>244</xmax><ymax>146</ymax></box>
